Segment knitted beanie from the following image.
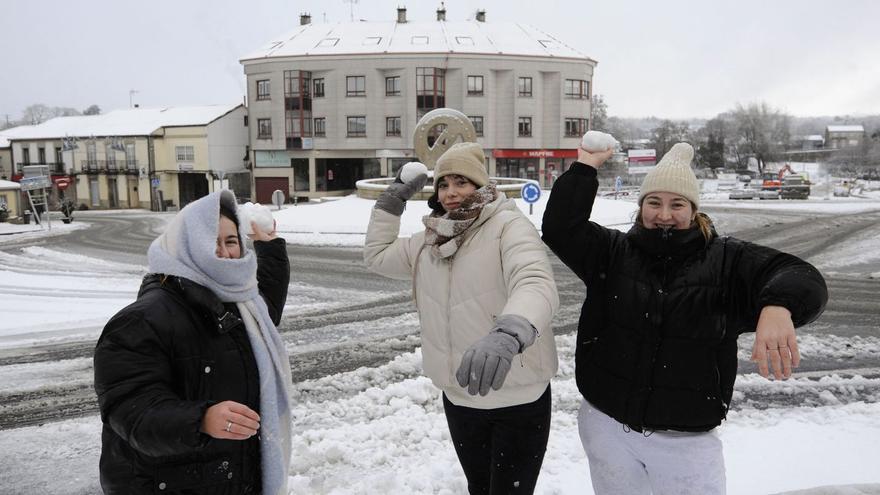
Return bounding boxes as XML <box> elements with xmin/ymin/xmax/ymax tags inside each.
<box><xmin>434</xmin><ymin>142</ymin><xmax>489</xmax><ymax>188</ymax></box>
<box><xmin>639</xmin><ymin>142</ymin><xmax>700</xmax><ymax>208</ymax></box>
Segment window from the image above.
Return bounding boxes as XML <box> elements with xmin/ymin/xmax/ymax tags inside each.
<box><xmin>565</xmin><ymin>79</ymin><xmax>589</xmax><ymax>99</ymax></box>
<box><xmin>38</xmin><ymin>147</ymin><xmax>46</xmax><ymax>164</ymax></box>
<box><xmin>346</xmin><ymin>76</ymin><xmax>366</xmax><ymax>97</ymax></box>
<box><xmin>518</xmin><ymin>77</ymin><xmax>532</xmax><ymax>97</ymax></box>
<box><xmin>256</xmin><ymin>79</ymin><xmax>270</xmax><ymax>100</ymax></box>
<box><xmin>55</xmin><ymin>147</ymin><xmax>63</xmax><ymax>164</ymax></box>
<box><xmin>313</xmin><ymin>118</ymin><xmax>326</xmax><ymax>137</ymax></box>
<box><xmin>467</xmin><ymin>75</ymin><xmax>484</xmax><ymax>96</ymax></box>
<box><xmin>347</xmin><ymin>116</ymin><xmax>366</xmax><ymax>137</ymax></box>
<box><xmin>386</xmin><ymin>117</ymin><xmax>401</xmax><ymax>136</ymax></box>
<box><xmin>565</xmin><ymin>118</ymin><xmax>589</xmax><ymax>137</ymax></box>
<box><xmin>105</xmin><ymin>143</ymin><xmax>116</xmax><ymax>167</ymax></box>
<box><xmin>175</xmin><ymin>145</ymin><xmax>195</xmax><ymax>162</ymax></box>
<box><xmin>313</xmin><ymin>78</ymin><xmax>325</xmax><ymax>97</ymax></box>
<box><xmin>257</xmin><ymin>119</ymin><xmax>272</xmax><ymax>139</ymax></box>
<box><xmin>243</xmin><ymin>115</ymin><xmax>248</xmax><ymax>127</ymax></box>
<box><xmin>518</xmin><ymin>117</ymin><xmax>532</xmax><ymax>137</ymax></box>
<box><xmin>416</xmin><ymin>68</ymin><xmax>446</xmax><ymax>118</ymax></box>
<box><xmin>22</xmin><ymin>148</ymin><xmax>31</xmax><ymax>165</ymax></box>
<box><xmin>469</xmin><ymin>116</ymin><xmax>484</xmax><ymax>137</ymax></box>
<box><xmin>386</xmin><ymin>76</ymin><xmax>401</xmax><ymax>96</ymax></box>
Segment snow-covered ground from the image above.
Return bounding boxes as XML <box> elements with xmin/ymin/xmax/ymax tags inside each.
<box><xmin>1</xmin><ymin>191</ymin><xmax>879</xmax><ymax>494</ymax></box>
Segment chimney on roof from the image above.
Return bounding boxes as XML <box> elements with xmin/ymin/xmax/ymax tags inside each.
<box><xmin>437</xmin><ymin>3</ymin><xmax>446</xmax><ymax>21</ymax></box>
<box><xmin>476</xmin><ymin>9</ymin><xmax>486</xmax><ymax>22</ymax></box>
<box><xmin>300</xmin><ymin>13</ymin><xmax>311</xmax><ymax>25</ymax></box>
<box><xmin>397</xmin><ymin>6</ymin><xmax>407</xmax><ymax>23</ymax></box>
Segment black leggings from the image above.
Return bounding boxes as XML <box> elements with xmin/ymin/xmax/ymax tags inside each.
<box><xmin>443</xmin><ymin>386</ymin><xmax>551</xmax><ymax>495</ymax></box>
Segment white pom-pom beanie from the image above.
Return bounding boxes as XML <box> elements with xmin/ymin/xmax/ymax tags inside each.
<box><xmin>434</xmin><ymin>142</ymin><xmax>489</xmax><ymax>188</ymax></box>
<box><xmin>638</xmin><ymin>142</ymin><xmax>700</xmax><ymax>208</ymax></box>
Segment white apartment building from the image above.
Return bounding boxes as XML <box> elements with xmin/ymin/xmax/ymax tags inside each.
<box><xmin>240</xmin><ymin>7</ymin><xmax>597</xmax><ymax>202</ymax></box>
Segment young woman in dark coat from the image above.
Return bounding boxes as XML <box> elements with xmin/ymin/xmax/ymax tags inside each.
<box><xmin>94</xmin><ymin>190</ymin><xmax>291</xmax><ymax>494</ymax></box>
<box><xmin>542</xmin><ymin>142</ymin><xmax>828</xmax><ymax>494</ymax></box>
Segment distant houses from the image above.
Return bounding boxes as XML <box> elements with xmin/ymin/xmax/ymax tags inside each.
<box><xmin>4</xmin><ymin>105</ymin><xmax>248</xmax><ymax>211</ymax></box>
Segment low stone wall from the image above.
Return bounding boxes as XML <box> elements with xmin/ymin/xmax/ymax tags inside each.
<box><xmin>355</xmin><ymin>177</ymin><xmax>539</xmax><ymax>200</ymax></box>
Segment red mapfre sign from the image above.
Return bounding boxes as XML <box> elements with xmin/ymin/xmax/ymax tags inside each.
<box><xmin>492</xmin><ymin>149</ymin><xmax>578</xmax><ymax>159</ymax></box>
<box><xmin>54</xmin><ymin>177</ymin><xmax>72</xmax><ymax>190</ymax></box>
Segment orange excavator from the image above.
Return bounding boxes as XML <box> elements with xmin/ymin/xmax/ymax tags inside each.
<box><xmin>762</xmin><ymin>163</ymin><xmax>796</xmax><ymax>191</ymax></box>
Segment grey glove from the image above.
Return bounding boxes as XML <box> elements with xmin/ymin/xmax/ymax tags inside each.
<box><xmin>374</xmin><ymin>170</ymin><xmax>428</xmax><ymax>216</ymax></box>
<box><xmin>455</xmin><ymin>314</ymin><xmax>538</xmax><ymax>396</ymax></box>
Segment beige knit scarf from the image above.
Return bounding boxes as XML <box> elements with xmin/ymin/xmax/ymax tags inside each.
<box><xmin>422</xmin><ymin>184</ymin><xmax>498</xmax><ymax>259</ymax></box>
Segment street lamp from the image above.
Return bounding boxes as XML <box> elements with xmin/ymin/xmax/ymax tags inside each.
<box><xmin>129</xmin><ymin>90</ymin><xmax>140</xmax><ymax>108</ymax></box>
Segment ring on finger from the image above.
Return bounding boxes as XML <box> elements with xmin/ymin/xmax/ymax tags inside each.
<box><xmin>225</xmin><ymin>420</ymin><xmax>233</xmax><ymax>432</ymax></box>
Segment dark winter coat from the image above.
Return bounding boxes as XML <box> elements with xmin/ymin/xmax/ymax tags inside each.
<box><xmin>542</xmin><ymin>163</ymin><xmax>827</xmax><ymax>432</ymax></box>
<box><xmin>94</xmin><ymin>238</ymin><xmax>289</xmax><ymax>494</ymax></box>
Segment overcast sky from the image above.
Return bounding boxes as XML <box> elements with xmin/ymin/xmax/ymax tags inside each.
<box><xmin>2</xmin><ymin>0</ymin><xmax>878</xmax><ymax>123</ymax></box>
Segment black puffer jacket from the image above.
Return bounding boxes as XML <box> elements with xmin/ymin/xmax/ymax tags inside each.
<box><xmin>94</xmin><ymin>238</ymin><xmax>289</xmax><ymax>494</ymax></box>
<box><xmin>542</xmin><ymin>164</ymin><xmax>827</xmax><ymax>432</ymax></box>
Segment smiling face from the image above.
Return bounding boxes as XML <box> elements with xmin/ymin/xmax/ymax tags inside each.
<box><xmin>437</xmin><ymin>174</ymin><xmax>478</xmax><ymax>212</ymax></box>
<box><xmin>216</xmin><ymin>215</ymin><xmax>241</xmax><ymax>259</ymax></box>
<box><xmin>640</xmin><ymin>191</ymin><xmax>695</xmax><ymax>230</ymax></box>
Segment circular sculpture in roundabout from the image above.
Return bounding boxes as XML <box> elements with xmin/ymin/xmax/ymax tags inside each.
<box><xmin>357</xmin><ymin>108</ymin><xmax>538</xmax><ymax>199</ymax></box>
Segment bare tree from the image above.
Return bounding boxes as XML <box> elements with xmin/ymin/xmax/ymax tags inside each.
<box><xmin>591</xmin><ymin>94</ymin><xmax>608</xmax><ymax>132</ymax></box>
<box><xmin>83</xmin><ymin>104</ymin><xmax>101</xmax><ymax>115</ymax></box>
<box><xmin>650</xmin><ymin>120</ymin><xmax>690</xmax><ymax>158</ymax></box>
<box><xmin>729</xmin><ymin>102</ymin><xmax>791</xmax><ymax>175</ymax></box>
<box><xmin>22</xmin><ymin>104</ymin><xmax>52</xmax><ymax>125</ymax></box>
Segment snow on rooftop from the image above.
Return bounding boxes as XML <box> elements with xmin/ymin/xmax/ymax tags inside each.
<box><xmin>241</xmin><ymin>20</ymin><xmax>593</xmax><ymax>62</ymax></box>
<box><xmin>827</xmin><ymin>125</ymin><xmax>865</xmax><ymax>133</ymax></box>
<box><xmin>4</xmin><ymin>104</ymin><xmax>242</xmax><ymax>141</ymax></box>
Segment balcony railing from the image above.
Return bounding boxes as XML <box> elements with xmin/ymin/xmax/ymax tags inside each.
<box><xmin>80</xmin><ymin>160</ymin><xmax>139</xmax><ymax>174</ymax></box>
<box><xmin>16</xmin><ymin>162</ymin><xmax>66</xmax><ymax>175</ymax></box>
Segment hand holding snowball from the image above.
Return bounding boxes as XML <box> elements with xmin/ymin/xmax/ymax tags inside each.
<box><xmin>578</xmin><ymin>131</ymin><xmax>617</xmax><ymax>169</ymax></box>
<box><xmin>237</xmin><ymin>202</ymin><xmax>277</xmax><ymax>241</ymax></box>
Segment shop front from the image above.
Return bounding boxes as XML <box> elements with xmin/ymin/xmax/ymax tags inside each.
<box><xmin>492</xmin><ymin>149</ymin><xmax>578</xmax><ymax>188</ymax></box>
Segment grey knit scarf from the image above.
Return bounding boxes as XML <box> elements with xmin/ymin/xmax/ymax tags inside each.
<box><xmin>422</xmin><ymin>184</ymin><xmax>498</xmax><ymax>259</ymax></box>
<box><xmin>147</xmin><ymin>190</ymin><xmax>291</xmax><ymax>495</ymax></box>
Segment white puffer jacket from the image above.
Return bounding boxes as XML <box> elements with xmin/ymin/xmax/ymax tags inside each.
<box><xmin>365</xmin><ymin>195</ymin><xmax>559</xmax><ymax>409</ymax></box>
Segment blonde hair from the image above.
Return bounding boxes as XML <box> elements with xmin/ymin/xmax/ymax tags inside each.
<box><xmin>634</xmin><ymin>202</ymin><xmax>714</xmax><ymax>244</ymax></box>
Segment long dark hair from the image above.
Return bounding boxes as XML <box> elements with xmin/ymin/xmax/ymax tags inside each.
<box><xmin>219</xmin><ymin>202</ymin><xmax>243</xmax><ymax>246</ymax></box>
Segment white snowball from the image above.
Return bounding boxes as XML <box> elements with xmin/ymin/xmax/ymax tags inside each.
<box><xmin>581</xmin><ymin>130</ymin><xmax>618</xmax><ymax>152</ymax></box>
<box><xmin>236</xmin><ymin>202</ymin><xmax>275</xmax><ymax>236</ymax></box>
<box><xmin>399</xmin><ymin>161</ymin><xmax>428</xmax><ymax>184</ymax></box>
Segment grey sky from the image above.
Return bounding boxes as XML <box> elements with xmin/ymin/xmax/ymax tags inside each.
<box><xmin>2</xmin><ymin>0</ymin><xmax>878</xmax><ymax>122</ymax></box>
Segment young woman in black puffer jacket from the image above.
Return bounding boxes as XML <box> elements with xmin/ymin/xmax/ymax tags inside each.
<box><xmin>94</xmin><ymin>190</ymin><xmax>291</xmax><ymax>494</ymax></box>
<box><xmin>542</xmin><ymin>142</ymin><xmax>827</xmax><ymax>495</ymax></box>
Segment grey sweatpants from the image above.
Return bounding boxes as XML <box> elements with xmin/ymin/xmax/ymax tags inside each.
<box><xmin>578</xmin><ymin>399</ymin><xmax>726</xmax><ymax>495</ymax></box>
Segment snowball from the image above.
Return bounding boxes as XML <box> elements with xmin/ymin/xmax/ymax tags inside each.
<box><xmin>400</xmin><ymin>161</ymin><xmax>428</xmax><ymax>184</ymax></box>
<box><xmin>236</xmin><ymin>202</ymin><xmax>274</xmax><ymax>236</ymax></box>
<box><xmin>581</xmin><ymin>130</ymin><xmax>618</xmax><ymax>152</ymax></box>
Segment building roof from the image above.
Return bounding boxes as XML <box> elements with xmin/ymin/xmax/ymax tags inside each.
<box><xmin>241</xmin><ymin>19</ymin><xmax>594</xmax><ymax>63</ymax></box>
<box><xmin>0</xmin><ymin>179</ymin><xmax>22</xmax><ymax>190</ymax></box>
<box><xmin>5</xmin><ymin>104</ymin><xmax>242</xmax><ymax>141</ymax></box>
<box><xmin>827</xmin><ymin>125</ymin><xmax>865</xmax><ymax>133</ymax></box>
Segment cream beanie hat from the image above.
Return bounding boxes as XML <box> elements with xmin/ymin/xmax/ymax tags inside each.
<box><xmin>639</xmin><ymin>142</ymin><xmax>700</xmax><ymax>208</ymax></box>
<box><xmin>434</xmin><ymin>142</ymin><xmax>489</xmax><ymax>188</ymax></box>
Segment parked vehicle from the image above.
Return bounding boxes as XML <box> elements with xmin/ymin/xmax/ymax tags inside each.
<box><xmin>780</xmin><ymin>176</ymin><xmax>810</xmax><ymax>199</ymax></box>
<box><xmin>758</xmin><ymin>189</ymin><xmax>780</xmax><ymax>200</ymax></box>
<box><xmin>729</xmin><ymin>187</ymin><xmax>758</xmax><ymax>200</ymax></box>
<box><xmin>833</xmin><ymin>182</ymin><xmax>852</xmax><ymax>197</ymax></box>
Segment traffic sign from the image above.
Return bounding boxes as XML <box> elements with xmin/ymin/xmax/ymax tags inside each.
<box><xmin>521</xmin><ymin>182</ymin><xmax>541</xmax><ymax>204</ymax></box>
<box><xmin>55</xmin><ymin>178</ymin><xmax>72</xmax><ymax>190</ymax></box>
<box><xmin>151</xmin><ymin>178</ymin><xmax>160</xmax><ymax>188</ymax></box>
<box><xmin>19</xmin><ymin>176</ymin><xmax>52</xmax><ymax>191</ymax></box>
